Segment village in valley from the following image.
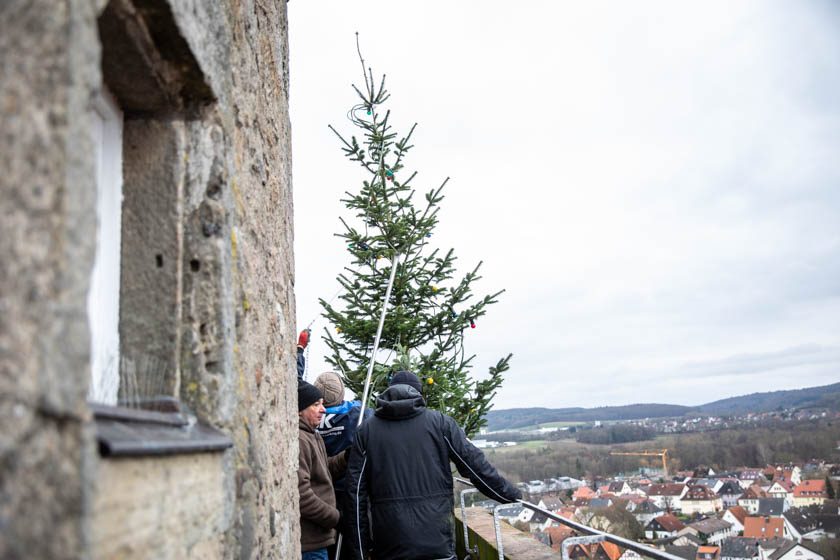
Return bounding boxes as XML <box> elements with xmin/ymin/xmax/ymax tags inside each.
<box><xmin>471</xmin><ymin>461</ymin><xmax>840</xmax><ymax>560</ymax></box>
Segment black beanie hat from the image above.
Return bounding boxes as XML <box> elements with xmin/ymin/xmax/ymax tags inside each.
<box><xmin>298</xmin><ymin>380</ymin><xmax>323</xmax><ymax>412</ymax></box>
<box><xmin>389</xmin><ymin>370</ymin><xmax>422</xmax><ymax>394</ymax></box>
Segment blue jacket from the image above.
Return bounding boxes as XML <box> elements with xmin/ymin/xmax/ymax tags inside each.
<box><xmin>316</xmin><ymin>400</ymin><xmax>370</xmax><ymax>492</ymax></box>
<box><xmin>297</xmin><ymin>348</ymin><xmax>305</xmax><ymax>380</ymax></box>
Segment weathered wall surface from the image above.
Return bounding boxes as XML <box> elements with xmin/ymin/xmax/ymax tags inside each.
<box><xmin>91</xmin><ymin>454</ymin><xmax>229</xmax><ymax>559</ymax></box>
<box><xmin>172</xmin><ymin>1</ymin><xmax>300</xmax><ymax>556</ymax></box>
<box><xmin>0</xmin><ymin>1</ymin><xmax>101</xmax><ymax>558</ymax></box>
<box><xmin>0</xmin><ymin>0</ymin><xmax>299</xmax><ymax>558</ymax></box>
<box><xmin>121</xmin><ymin>118</ymin><xmax>186</xmax><ymax>398</ymax></box>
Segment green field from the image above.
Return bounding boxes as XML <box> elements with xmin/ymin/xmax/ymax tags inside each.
<box><xmin>485</xmin><ymin>440</ymin><xmax>548</xmax><ymax>454</ymax></box>
<box><xmin>493</xmin><ymin>420</ymin><xmax>586</xmax><ymax>432</ymax></box>
<box><xmin>537</xmin><ymin>421</ymin><xmax>585</xmax><ymax>429</ymax></box>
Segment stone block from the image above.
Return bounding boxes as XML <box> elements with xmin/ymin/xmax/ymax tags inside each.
<box><xmin>91</xmin><ymin>452</ymin><xmax>230</xmax><ymax>559</ymax></box>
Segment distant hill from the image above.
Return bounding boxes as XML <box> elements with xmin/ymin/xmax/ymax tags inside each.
<box><xmin>485</xmin><ymin>382</ymin><xmax>840</xmax><ymax>431</ymax></box>
<box><xmin>697</xmin><ymin>382</ymin><xmax>840</xmax><ymax>415</ymax></box>
<box><xmin>485</xmin><ymin>404</ymin><xmax>694</xmax><ymax>431</ymax></box>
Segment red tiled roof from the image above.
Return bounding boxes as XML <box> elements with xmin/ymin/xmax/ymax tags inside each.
<box><xmin>647</xmin><ymin>483</ymin><xmax>686</xmax><ymax>496</ymax></box>
<box><xmin>793</xmin><ymin>479</ymin><xmax>827</xmax><ymax>498</ymax></box>
<box><xmin>696</xmin><ymin>545</ymin><xmax>721</xmax><ymax>560</ymax></box>
<box><xmin>568</xmin><ymin>542</ymin><xmax>622</xmax><ymax>560</ymax></box>
<box><xmin>600</xmin><ymin>541</ymin><xmax>622</xmax><ymax>560</ymax></box>
<box><xmin>573</xmin><ymin>486</ymin><xmax>596</xmax><ymax>499</ymax></box>
<box><xmin>684</xmin><ymin>485</ymin><xmax>718</xmax><ymax>501</ymax></box>
<box><xmin>546</xmin><ymin>525</ymin><xmax>575</xmax><ymax>549</ymax></box>
<box><xmin>558</xmin><ymin>508</ymin><xmax>576</xmax><ymax>520</ymax></box>
<box><xmin>740</xmin><ymin>485</ymin><xmax>768</xmax><ymax>499</ymax></box>
<box><xmin>778</xmin><ymin>469</ymin><xmax>795</xmax><ymax>481</ymax></box>
<box><xmin>770</xmin><ymin>480</ymin><xmax>794</xmax><ymax>492</ymax></box>
<box><xmin>727</xmin><ymin>505</ymin><xmax>748</xmax><ymax>524</ymax></box>
<box><xmin>653</xmin><ymin>513</ymin><xmax>686</xmax><ymax>532</ymax></box>
<box><xmin>743</xmin><ymin>516</ymin><xmax>784</xmax><ymax>539</ymax></box>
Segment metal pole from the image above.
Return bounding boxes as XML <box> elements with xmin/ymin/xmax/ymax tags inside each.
<box><xmin>562</xmin><ymin>535</ymin><xmax>605</xmax><ymax>560</ymax></box>
<box><xmin>492</xmin><ymin>503</ymin><xmax>507</xmax><ymax>559</ymax></box>
<box><xmin>459</xmin><ymin>488</ymin><xmax>479</xmax><ymax>557</ymax></box>
<box><xmin>336</xmin><ymin>253</ymin><xmax>399</xmax><ymax>560</ymax></box>
<box><xmin>357</xmin><ymin>252</ymin><xmax>399</xmax><ymax>420</ymax></box>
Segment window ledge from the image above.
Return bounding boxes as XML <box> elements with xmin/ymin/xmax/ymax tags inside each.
<box><xmin>92</xmin><ymin>400</ymin><xmax>232</xmax><ymax>457</ymax></box>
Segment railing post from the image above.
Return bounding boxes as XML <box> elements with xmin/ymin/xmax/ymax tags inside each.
<box><xmin>562</xmin><ymin>535</ymin><xmax>606</xmax><ymax>560</ymax></box>
<box><xmin>459</xmin><ymin>488</ymin><xmax>479</xmax><ymax>558</ymax></box>
<box><xmin>492</xmin><ymin>503</ymin><xmax>507</xmax><ymax>559</ymax></box>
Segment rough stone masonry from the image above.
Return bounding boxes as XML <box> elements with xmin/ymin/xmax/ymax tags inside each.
<box><xmin>0</xmin><ymin>0</ymin><xmax>300</xmax><ymax>558</ymax></box>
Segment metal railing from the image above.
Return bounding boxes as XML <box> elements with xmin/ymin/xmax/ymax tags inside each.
<box><xmin>455</xmin><ymin>478</ymin><xmax>685</xmax><ymax>560</ymax></box>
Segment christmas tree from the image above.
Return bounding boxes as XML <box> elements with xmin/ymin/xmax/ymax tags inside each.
<box><xmin>320</xmin><ymin>41</ymin><xmax>511</xmax><ymax>437</ymax></box>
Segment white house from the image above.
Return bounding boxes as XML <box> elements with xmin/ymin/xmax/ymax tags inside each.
<box><xmin>767</xmin><ymin>541</ymin><xmax>824</xmax><ymax>560</ymax></box>
<box><xmin>681</xmin><ymin>485</ymin><xmax>723</xmax><ymax>515</ymax></box>
<box><xmin>646</xmin><ymin>483</ymin><xmax>688</xmax><ymax>512</ymax></box>
<box><xmin>767</xmin><ymin>481</ymin><xmax>794</xmax><ymax>509</ymax></box>
<box><xmin>682</xmin><ymin>518</ymin><xmax>735</xmax><ymax>546</ymax></box>
<box><xmin>607</xmin><ymin>481</ymin><xmax>632</xmax><ymax>496</ymax></box>
<box><xmin>792</xmin><ymin>480</ymin><xmax>829</xmax><ymax>508</ymax></box>
<box><xmin>645</xmin><ymin>514</ymin><xmax>686</xmax><ymax>540</ymax></box>
<box><xmin>739</xmin><ymin>485</ymin><xmax>769</xmax><ymax>515</ymax></box>
<box><xmin>496</xmin><ymin>504</ymin><xmax>525</xmax><ymax>524</ymax></box>
<box><xmin>525</xmin><ymin>480</ymin><xmax>546</xmax><ymax>494</ymax></box>
<box><xmin>738</xmin><ymin>469</ymin><xmax>766</xmax><ymax>489</ymax></box>
<box><xmin>722</xmin><ymin>506</ymin><xmax>748</xmax><ymax>534</ymax></box>
<box><xmin>783</xmin><ymin>509</ymin><xmax>828</xmax><ymax>543</ymax></box>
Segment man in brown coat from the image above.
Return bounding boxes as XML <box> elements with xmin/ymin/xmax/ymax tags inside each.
<box><xmin>298</xmin><ymin>380</ymin><xmax>347</xmax><ymax>560</ymax></box>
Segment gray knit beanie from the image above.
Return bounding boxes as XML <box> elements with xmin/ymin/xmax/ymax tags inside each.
<box><xmin>314</xmin><ymin>371</ymin><xmax>345</xmax><ymax>408</ymax></box>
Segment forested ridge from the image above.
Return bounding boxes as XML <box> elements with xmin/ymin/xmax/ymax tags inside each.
<box><xmin>486</xmin><ymin>382</ymin><xmax>840</xmax><ymax>431</ymax></box>
<box><xmin>486</xmin><ymin>418</ymin><xmax>840</xmax><ymax>482</ymax></box>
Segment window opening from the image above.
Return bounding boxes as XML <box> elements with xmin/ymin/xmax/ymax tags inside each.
<box><xmin>87</xmin><ymin>87</ymin><xmax>123</xmax><ymax>405</ymax></box>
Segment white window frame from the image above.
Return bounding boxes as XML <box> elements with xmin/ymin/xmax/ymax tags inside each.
<box><xmin>87</xmin><ymin>87</ymin><xmax>123</xmax><ymax>405</ymax></box>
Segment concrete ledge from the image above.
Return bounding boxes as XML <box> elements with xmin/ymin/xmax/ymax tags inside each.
<box><xmin>455</xmin><ymin>507</ymin><xmax>558</xmax><ymax>560</ymax></box>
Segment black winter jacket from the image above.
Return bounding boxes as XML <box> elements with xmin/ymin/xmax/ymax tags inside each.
<box><xmin>346</xmin><ymin>385</ymin><xmax>521</xmax><ymax>560</ymax></box>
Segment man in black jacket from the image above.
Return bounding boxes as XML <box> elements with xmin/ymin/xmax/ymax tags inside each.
<box><xmin>346</xmin><ymin>371</ymin><xmax>521</xmax><ymax>560</ymax></box>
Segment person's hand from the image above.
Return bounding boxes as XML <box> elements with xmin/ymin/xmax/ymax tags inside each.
<box><xmin>298</xmin><ymin>329</ymin><xmax>310</xmax><ymax>350</ymax></box>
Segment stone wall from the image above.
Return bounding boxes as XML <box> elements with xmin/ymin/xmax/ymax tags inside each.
<box><xmin>0</xmin><ymin>0</ymin><xmax>299</xmax><ymax>558</ymax></box>
<box><xmin>91</xmin><ymin>454</ymin><xmax>229</xmax><ymax>558</ymax></box>
<box><xmin>0</xmin><ymin>1</ymin><xmax>101</xmax><ymax>558</ymax></box>
<box><xmin>455</xmin><ymin>507</ymin><xmax>559</xmax><ymax>560</ymax></box>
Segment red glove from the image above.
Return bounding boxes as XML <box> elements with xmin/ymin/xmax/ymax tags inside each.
<box><xmin>298</xmin><ymin>329</ymin><xmax>310</xmax><ymax>349</ymax></box>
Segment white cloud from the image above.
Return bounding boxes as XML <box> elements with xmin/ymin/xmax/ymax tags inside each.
<box><xmin>290</xmin><ymin>1</ymin><xmax>840</xmax><ymax>409</ymax></box>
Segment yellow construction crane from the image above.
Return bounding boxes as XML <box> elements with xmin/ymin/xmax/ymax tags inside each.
<box><xmin>610</xmin><ymin>449</ymin><xmax>669</xmax><ymax>478</ymax></box>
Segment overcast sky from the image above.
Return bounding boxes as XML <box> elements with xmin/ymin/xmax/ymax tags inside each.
<box><xmin>288</xmin><ymin>1</ymin><xmax>840</xmax><ymax>410</ymax></box>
